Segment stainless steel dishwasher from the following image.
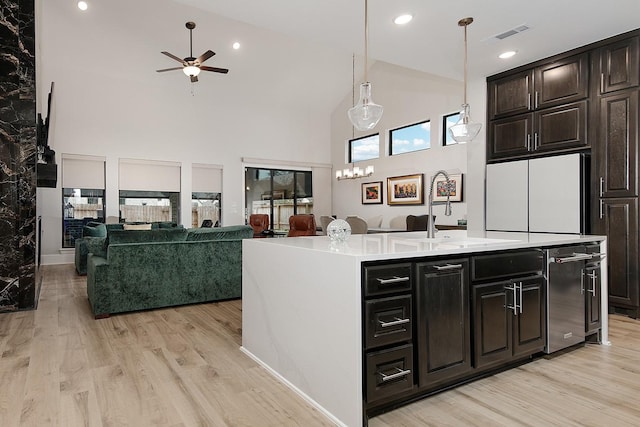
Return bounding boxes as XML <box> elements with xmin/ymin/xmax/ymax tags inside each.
<box><xmin>545</xmin><ymin>246</ymin><xmax>591</xmax><ymax>353</ymax></box>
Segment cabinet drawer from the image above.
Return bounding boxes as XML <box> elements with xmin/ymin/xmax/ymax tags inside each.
<box><xmin>366</xmin><ymin>344</ymin><xmax>414</xmax><ymax>403</ymax></box>
<box><xmin>365</xmin><ymin>295</ymin><xmax>412</xmax><ymax>349</ymax></box>
<box><xmin>471</xmin><ymin>250</ymin><xmax>543</xmax><ymax>282</ymax></box>
<box><xmin>364</xmin><ymin>263</ymin><xmax>412</xmax><ymax>297</ymax></box>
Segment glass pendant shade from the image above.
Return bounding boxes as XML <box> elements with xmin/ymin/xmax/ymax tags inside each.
<box><xmin>183</xmin><ymin>65</ymin><xmax>200</xmax><ymax>77</ymax></box>
<box><xmin>449</xmin><ymin>104</ymin><xmax>482</xmax><ymax>143</ymax></box>
<box><xmin>348</xmin><ymin>82</ymin><xmax>383</xmax><ymax>131</ymax></box>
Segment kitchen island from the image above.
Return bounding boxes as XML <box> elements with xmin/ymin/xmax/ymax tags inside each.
<box><xmin>241</xmin><ymin>231</ymin><xmax>607</xmax><ymax>427</ymax></box>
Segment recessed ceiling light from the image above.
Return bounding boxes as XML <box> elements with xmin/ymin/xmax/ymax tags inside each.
<box><xmin>394</xmin><ymin>14</ymin><xmax>413</xmax><ymax>25</ymax></box>
<box><xmin>232</xmin><ymin>42</ymin><xmax>241</xmax><ymax>50</ymax></box>
<box><xmin>77</xmin><ymin>1</ymin><xmax>88</xmax><ymax>11</ymax></box>
<box><xmin>499</xmin><ymin>50</ymin><xmax>517</xmax><ymax>59</ymax></box>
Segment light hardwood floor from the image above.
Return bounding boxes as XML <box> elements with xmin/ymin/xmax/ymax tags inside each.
<box><xmin>1</xmin><ymin>264</ymin><xmax>639</xmax><ymax>426</ymax></box>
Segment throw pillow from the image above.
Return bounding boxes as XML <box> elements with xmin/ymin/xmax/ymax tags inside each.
<box><xmin>123</xmin><ymin>223</ymin><xmax>152</xmax><ymax>230</ymax></box>
<box><xmin>83</xmin><ymin>223</ymin><xmax>107</xmax><ymax>237</ymax></box>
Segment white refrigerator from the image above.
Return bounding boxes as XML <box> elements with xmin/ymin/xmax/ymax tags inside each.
<box><xmin>485</xmin><ymin>153</ymin><xmax>588</xmax><ymax>234</ymax></box>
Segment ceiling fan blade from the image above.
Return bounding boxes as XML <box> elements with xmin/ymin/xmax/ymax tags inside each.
<box><xmin>161</xmin><ymin>51</ymin><xmax>186</xmax><ymax>64</ymax></box>
<box><xmin>196</xmin><ymin>50</ymin><xmax>215</xmax><ymax>64</ymax></box>
<box><xmin>190</xmin><ymin>75</ymin><xmax>198</xmax><ymax>83</ymax></box>
<box><xmin>200</xmin><ymin>66</ymin><xmax>229</xmax><ymax>74</ymax></box>
<box><xmin>156</xmin><ymin>67</ymin><xmax>184</xmax><ymax>72</ymax></box>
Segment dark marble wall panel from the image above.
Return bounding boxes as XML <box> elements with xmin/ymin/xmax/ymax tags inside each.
<box><xmin>0</xmin><ymin>0</ymin><xmax>37</xmax><ymax>311</ymax></box>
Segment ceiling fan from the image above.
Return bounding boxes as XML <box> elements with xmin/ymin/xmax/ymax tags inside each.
<box><xmin>156</xmin><ymin>21</ymin><xmax>229</xmax><ymax>82</ymax></box>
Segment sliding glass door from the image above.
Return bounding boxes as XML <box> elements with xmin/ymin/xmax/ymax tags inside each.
<box><xmin>245</xmin><ymin>167</ymin><xmax>313</xmax><ymax>232</ymax></box>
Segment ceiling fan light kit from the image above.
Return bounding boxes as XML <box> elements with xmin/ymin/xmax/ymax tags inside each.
<box><xmin>156</xmin><ymin>21</ymin><xmax>229</xmax><ymax>83</ymax></box>
<box><xmin>449</xmin><ymin>17</ymin><xmax>482</xmax><ymax>143</ymax></box>
<box><xmin>348</xmin><ymin>0</ymin><xmax>383</xmax><ymax>131</ymax></box>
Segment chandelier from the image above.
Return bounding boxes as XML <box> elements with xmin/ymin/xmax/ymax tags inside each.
<box><xmin>336</xmin><ymin>165</ymin><xmax>374</xmax><ymax>180</ymax></box>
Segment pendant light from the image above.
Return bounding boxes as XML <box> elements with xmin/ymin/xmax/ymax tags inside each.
<box><xmin>348</xmin><ymin>0</ymin><xmax>383</xmax><ymax>131</ymax></box>
<box><xmin>449</xmin><ymin>17</ymin><xmax>482</xmax><ymax>143</ymax></box>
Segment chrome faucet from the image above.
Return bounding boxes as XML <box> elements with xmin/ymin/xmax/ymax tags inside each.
<box><xmin>427</xmin><ymin>170</ymin><xmax>453</xmax><ymax>238</ymax></box>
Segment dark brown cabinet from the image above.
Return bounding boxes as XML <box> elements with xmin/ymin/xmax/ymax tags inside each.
<box><xmin>596</xmin><ymin>36</ymin><xmax>639</xmax><ymax>95</ymax></box>
<box><xmin>415</xmin><ymin>259</ymin><xmax>471</xmax><ymax>388</ymax></box>
<box><xmin>488</xmin><ymin>101</ymin><xmax>587</xmax><ymax>160</ymax></box>
<box><xmin>595</xmin><ymin>90</ymin><xmax>639</xmax><ymax>198</ymax></box>
<box><xmin>593</xmin><ymin>88</ymin><xmax>639</xmax><ymax>317</ymax></box>
<box><xmin>593</xmin><ymin>198</ymin><xmax>639</xmax><ymax>317</ymax></box>
<box><xmin>487</xmin><ymin>53</ymin><xmax>589</xmax><ymax>162</ymax></box>
<box><xmin>584</xmin><ymin>264</ymin><xmax>602</xmax><ymax>334</ymax></box>
<box><xmin>488</xmin><ymin>53</ymin><xmax>589</xmax><ymax>120</ymax></box>
<box><xmin>471</xmin><ymin>251</ymin><xmax>545</xmax><ymax>370</ymax></box>
<box><xmin>362</xmin><ymin>262</ymin><xmax>415</xmax><ymax>406</ymax></box>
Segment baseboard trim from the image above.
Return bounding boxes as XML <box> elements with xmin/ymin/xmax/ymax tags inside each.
<box><xmin>41</xmin><ymin>253</ymin><xmax>74</xmax><ymax>265</ymax></box>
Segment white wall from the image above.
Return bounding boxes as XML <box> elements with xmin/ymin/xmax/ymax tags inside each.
<box><xmin>330</xmin><ymin>61</ymin><xmax>469</xmax><ymax>228</ymax></box>
<box><xmin>36</xmin><ymin>0</ymin><xmax>349</xmax><ymax>264</ymax></box>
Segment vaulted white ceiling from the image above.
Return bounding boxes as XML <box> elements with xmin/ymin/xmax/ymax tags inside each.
<box><xmin>171</xmin><ymin>0</ymin><xmax>640</xmax><ymax>81</ymax></box>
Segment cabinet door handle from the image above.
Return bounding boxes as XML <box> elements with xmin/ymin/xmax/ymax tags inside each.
<box><xmin>600</xmin><ymin>73</ymin><xmax>605</xmax><ymax>93</ymax></box>
<box><xmin>379</xmin><ymin>317</ymin><xmax>411</xmax><ymax>328</ymax></box>
<box><xmin>599</xmin><ymin>177</ymin><xmax>604</xmax><ymax>197</ymax></box>
<box><xmin>528</xmin><ymin>93</ymin><xmax>532</xmax><ymax>110</ymax></box>
<box><xmin>599</xmin><ymin>199</ymin><xmax>604</xmax><ymax>220</ymax></box>
<box><xmin>588</xmin><ymin>271</ymin><xmax>597</xmax><ymax>296</ymax></box>
<box><xmin>376</xmin><ymin>276</ymin><xmax>410</xmax><ymax>285</ymax></box>
<box><xmin>518</xmin><ymin>281</ymin><xmax>523</xmax><ymax>314</ymax></box>
<box><xmin>535</xmin><ymin>91</ymin><xmax>539</xmax><ymax>109</ymax></box>
<box><xmin>534</xmin><ymin>133</ymin><xmax>539</xmax><ymax>150</ymax></box>
<box><xmin>432</xmin><ymin>263</ymin><xmax>463</xmax><ymax>271</ymax></box>
<box><xmin>505</xmin><ymin>284</ymin><xmax>518</xmax><ymax>315</ymax></box>
<box><xmin>581</xmin><ymin>270</ymin><xmax>585</xmax><ymax>295</ymax></box>
<box><xmin>378</xmin><ymin>367</ymin><xmax>412</xmax><ymax>382</ymax></box>
<box><xmin>527</xmin><ymin>134</ymin><xmax>532</xmax><ymax>151</ymax></box>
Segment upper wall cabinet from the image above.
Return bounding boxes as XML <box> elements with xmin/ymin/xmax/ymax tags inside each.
<box><xmin>488</xmin><ymin>53</ymin><xmax>589</xmax><ymax>120</ymax></box>
<box><xmin>595</xmin><ymin>36</ymin><xmax>639</xmax><ymax>95</ymax></box>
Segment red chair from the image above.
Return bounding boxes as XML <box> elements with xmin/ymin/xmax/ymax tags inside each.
<box><xmin>249</xmin><ymin>214</ymin><xmax>270</xmax><ymax>238</ymax></box>
<box><xmin>287</xmin><ymin>214</ymin><xmax>317</xmax><ymax>237</ymax></box>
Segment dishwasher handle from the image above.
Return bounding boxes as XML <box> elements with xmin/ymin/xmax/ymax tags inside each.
<box><xmin>550</xmin><ymin>253</ymin><xmax>593</xmax><ymax>264</ymax></box>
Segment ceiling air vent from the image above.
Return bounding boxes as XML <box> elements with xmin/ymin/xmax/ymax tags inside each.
<box><xmin>493</xmin><ymin>24</ymin><xmax>530</xmax><ymax>40</ymax></box>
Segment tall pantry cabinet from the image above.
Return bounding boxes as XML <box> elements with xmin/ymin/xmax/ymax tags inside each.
<box><xmin>592</xmin><ymin>35</ymin><xmax>640</xmax><ymax>318</ymax></box>
<box><xmin>486</xmin><ymin>29</ymin><xmax>640</xmax><ymax>318</ymax></box>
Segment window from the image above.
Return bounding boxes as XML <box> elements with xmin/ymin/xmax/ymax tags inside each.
<box><xmin>61</xmin><ymin>154</ymin><xmax>105</xmax><ymax>248</ymax></box>
<box><xmin>192</xmin><ymin>192</ymin><xmax>221</xmax><ymax>228</ymax></box>
<box><xmin>62</xmin><ymin>188</ymin><xmax>105</xmax><ymax>248</ymax></box>
<box><xmin>443</xmin><ymin>111</ymin><xmax>462</xmax><ymax>146</ymax></box>
<box><xmin>118</xmin><ymin>158</ymin><xmax>181</xmax><ymax>224</ymax></box>
<box><xmin>349</xmin><ymin>133</ymin><xmax>379</xmax><ymax>163</ymax></box>
<box><xmin>118</xmin><ymin>190</ymin><xmax>180</xmax><ymax>223</ymax></box>
<box><xmin>192</xmin><ymin>163</ymin><xmax>223</xmax><ymax>227</ymax></box>
<box><xmin>245</xmin><ymin>167</ymin><xmax>313</xmax><ymax>232</ymax></box>
<box><xmin>389</xmin><ymin>120</ymin><xmax>431</xmax><ymax>155</ymax></box>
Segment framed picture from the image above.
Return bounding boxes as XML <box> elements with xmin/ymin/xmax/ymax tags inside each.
<box><xmin>387</xmin><ymin>174</ymin><xmax>424</xmax><ymax>205</ymax></box>
<box><xmin>362</xmin><ymin>181</ymin><xmax>383</xmax><ymax>204</ymax></box>
<box><xmin>431</xmin><ymin>173</ymin><xmax>463</xmax><ymax>202</ymax></box>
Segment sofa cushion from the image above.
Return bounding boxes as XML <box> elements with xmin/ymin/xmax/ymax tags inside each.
<box><xmin>186</xmin><ymin>225</ymin><xmax>253</xmax><ymax>241</ymax></box>
<box><xmin>85</xmin><ymin>236</ymin><xmax>108</xmax><ymax>258</ymax></box>
<box><xmin>109</xmin><ymin>228</ymin><xmax>188</xmax><ymax>244</ymax></box>
<box><xmin>83</xmin><ymin>223</ymin><xmax>107</xmax><ymax>237</ymax></box>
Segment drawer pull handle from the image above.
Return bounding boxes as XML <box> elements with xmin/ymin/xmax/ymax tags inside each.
<box><xmin>378</xmin><ymin>367</ymin><xmax>411</xmax><ymax>382</ymax></box>
<box><xmin>433</xmin><ymin>263</ymin><xmax>463</xmax><ymax>271</ymax></box>
<box><xmin>379</xmin><ymin>317</ymin><xmax>410</xmax><ymax>328</ymax></box>
<box><xmin>376</xmin><ymin>276</ymin><xmax>409</xmax><ymax>285</ymax></box>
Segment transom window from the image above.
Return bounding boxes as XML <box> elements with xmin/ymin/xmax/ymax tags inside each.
<box><xmin>349</xmin><ymin>133</ymin><xmax>379</xmax><ymax>163</ymax></box>
<box><xmin>389</xmin><ymin>120</ymin><xmax>431</xmax><ymax>155</ymax></box>
<box><xmin>443</xmin><ymin>111</ymin><xmax>462</xmax><ymax>146</ymax></box>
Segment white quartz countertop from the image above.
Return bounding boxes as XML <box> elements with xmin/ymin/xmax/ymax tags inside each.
<box><xmin>245</xmin><ymin>230</ymin><xmax>606</xmax><ymax>261</ymax></box>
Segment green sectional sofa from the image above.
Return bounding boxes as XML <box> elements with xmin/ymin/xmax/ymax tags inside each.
<box><xmin>75</xmin><ymin>221</ymin><xmax>181</xmax><ymax>275</ymax></box>
<box><xmin>85</xmin><ymin>225</ymin><xmax>253</xmax><ymax>318</ymax></box>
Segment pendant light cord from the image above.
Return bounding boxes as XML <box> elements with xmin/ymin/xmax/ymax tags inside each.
<box><xmin>463</xmin><ymin>22</ymin><xmax>468</xmax><ymax>105</ymax></box>
<box><xmin>364</xmin><ymin>0</ymin><xmax>368</xmax><ymax>83</ymax></box>
<box><xmin>352</xmin><ymin>53</ymin><xmax>356</xmax><ymax>139</ymax></box>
